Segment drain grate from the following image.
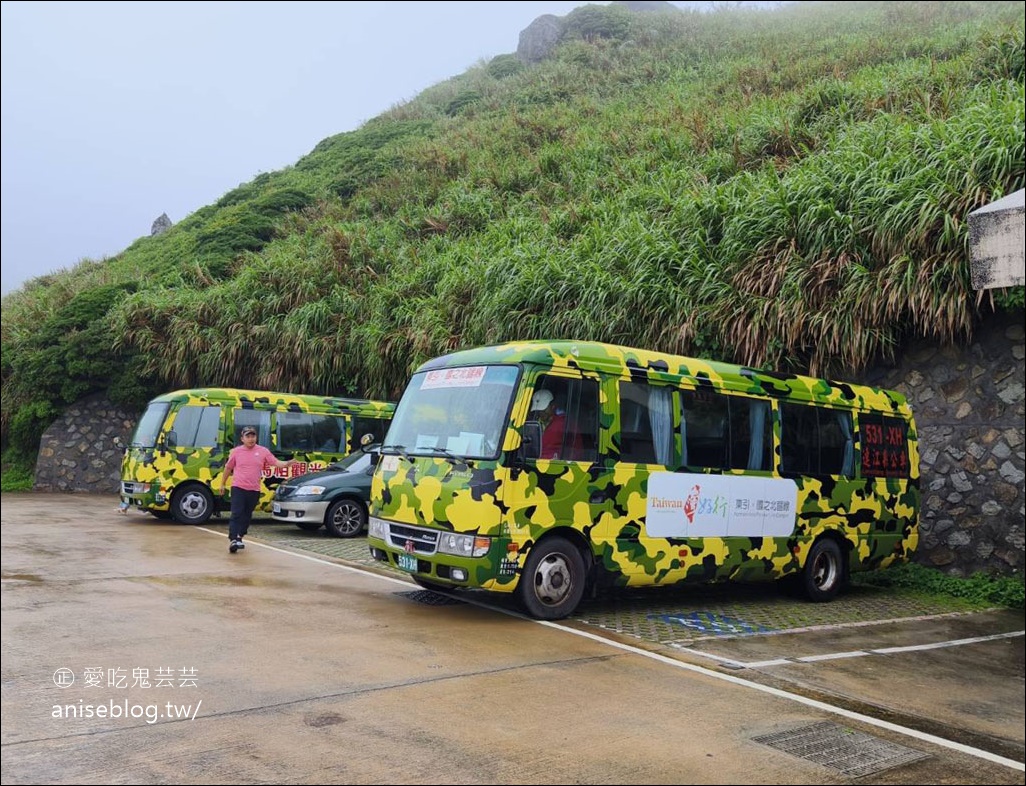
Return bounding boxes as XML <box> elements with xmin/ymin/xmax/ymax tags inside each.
<box><xmin>752</xmin><ymin>721</ymin><xmax>930</xmax><ymax>777</ymax></box>
<box><xmin>397</xmin><ymin>589</ymin><xmax>465</xmax><ymax>606</ymax></box>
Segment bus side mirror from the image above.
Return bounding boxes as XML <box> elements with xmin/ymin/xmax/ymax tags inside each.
<box><xmin>165</xmin><ymin>430</ymin><xmax>177</xmax><ymax>449</ymax></box>
<box><xmin>113</xmin><ymin>436</ymin><xmax>124</xmax><ymax>449</ymax></box>
<box><xmin>521</xmin><ymin>421</ymin><xmax>542</xmax><ymax>461</ymax></box>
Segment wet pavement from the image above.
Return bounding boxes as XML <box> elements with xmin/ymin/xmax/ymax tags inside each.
<box><xmin>209</xmin><ymin>508</ymin><xmax>1026</xmax><ymax>766</ymax></box>
<box><xmin>2</xmin><ymin>493</ymin><xmax>1024</xmax><ymax>784</ymax></box>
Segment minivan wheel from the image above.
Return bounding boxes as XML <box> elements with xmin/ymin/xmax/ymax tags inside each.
<box><xmin>324</xmin><ymin>498</ymin><xmax>367</xmax><ymax>538</ymax></box>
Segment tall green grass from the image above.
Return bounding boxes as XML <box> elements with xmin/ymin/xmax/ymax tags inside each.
<box><xmin>2</xmin><ymin>0</ymin><xmax>1023</xmax><ymax>464</ymax></box>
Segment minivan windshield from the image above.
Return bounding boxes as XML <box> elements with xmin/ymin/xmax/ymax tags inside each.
<box><xmin>383</xmin><ymin>365</ymin><xmax>519</xmax><ymax>460</ymax></box>
<box><xmin>331</xmin><ymin>448</ymin><xmax>377</xmax><ymax>473</ymax></box>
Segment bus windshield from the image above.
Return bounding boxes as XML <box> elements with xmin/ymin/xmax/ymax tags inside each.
<box><xmin>384</xmin><ymin>365</ymin><xmax>519</xmax><ymax>460</ymax></box>
<box><xmin>130</xmin><ymin>402</ymin><xmax>170</xmax><ymax>448</ymax></box>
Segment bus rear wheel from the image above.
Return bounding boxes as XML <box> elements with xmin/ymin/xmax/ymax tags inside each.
<box><xmin>802</xmin><ymin>538</ymin><xmax>845</xmax><ymax>602</ymax></box>
<box><xmin>517</xmin><ymin>536</ymin><xmax>586</xmax><ymax>620</ymax></box>
<box><xmin>170</xmin><ymin>485</ymin><xmax>213</xmax><ymax>525</ymax></box>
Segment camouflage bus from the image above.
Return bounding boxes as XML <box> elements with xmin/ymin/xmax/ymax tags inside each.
<box><xmin>120</xmin><ymin>388</ymin><xmax>394</xmax><ymax>524</ymax></box>
<box><xmin>367</xmin><ymin>340</ymin><xmax>919</xmax><ymax>620</ymax></box>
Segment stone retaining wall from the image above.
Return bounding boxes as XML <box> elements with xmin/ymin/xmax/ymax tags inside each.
<box><xmin>860</xmin><ymin>309</ymin><xmax>1024</xmax><ymax>577</ymax></box>
<box><xmin>33</xmin><ymin>394</ymin><xmax>138</xmax><ymax>495</ymax></box>
<box><xmin>33</xmin><ymin>310</ymin><xmax>1025</xmax><ymax>577</ymax></box>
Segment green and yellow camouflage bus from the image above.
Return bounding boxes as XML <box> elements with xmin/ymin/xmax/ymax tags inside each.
<box><xmin>367</xmin><ymin>340</ymin><xmax>919</xmax><ymax>620</ymax></box>
<box><xmin>120</xmin><ymin>388</ymin><xmax>394</xmax><ymax>524</ymax></box>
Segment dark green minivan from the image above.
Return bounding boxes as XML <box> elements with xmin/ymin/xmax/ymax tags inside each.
<box><xmin>271</xmin><ymin>446</ymin><xmax>379</xmax><ymax>537</ymax></box>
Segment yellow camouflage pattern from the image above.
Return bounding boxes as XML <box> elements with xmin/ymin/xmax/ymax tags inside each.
<box><xmin>120</xmin><ymin>388</ymin><xmax>394</xmax><ymax>523</ymax></box>
<box><xmin>368</xmin><ymin>341</ymin><xmax>919</xmax><ymax>618</ymax></box>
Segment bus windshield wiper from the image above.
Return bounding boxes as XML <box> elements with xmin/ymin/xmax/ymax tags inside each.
<box><xmin>379</xmin><ymin>444</ymin><xmax>411</xmax><ymax>462</ymax></box>
<box><xmin>419</xmin><ymin>446</ymin><xmax>472</xmax><ymax>468</ymax></box>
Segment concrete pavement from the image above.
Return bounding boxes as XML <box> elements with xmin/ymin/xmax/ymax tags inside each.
<box><xmin>2</xmin><ymin>492</ymin><xmax>1023</xmax><ymax>784</ymax></box>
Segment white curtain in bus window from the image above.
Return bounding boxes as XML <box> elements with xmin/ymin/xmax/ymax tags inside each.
<box><xmin>619</xmin><ymin>382</ymin><xmax>672</xmax><ymax>465</ymax></box>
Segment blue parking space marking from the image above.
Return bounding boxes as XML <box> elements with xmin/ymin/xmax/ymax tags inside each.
<box><xmin>648</xmin><ymin>611</ymin><xmax>772</xmax><ymax>636</ymax></box>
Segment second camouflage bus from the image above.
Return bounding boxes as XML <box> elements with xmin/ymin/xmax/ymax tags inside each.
<box><xmin>120</xmin><ymin>387</ymin><xmax>394</xmax><ymax>524</ymax></box>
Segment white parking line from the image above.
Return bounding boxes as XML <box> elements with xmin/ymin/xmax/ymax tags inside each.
<box><xmin>197</xmin><ymin>526</ymin><xmax>1026</xmax><ymax>772</ymax></box>
<box><xmin>539</xmin><ymin>623</ymin><xmax>1026</xmax><ymax>773</ymax></box>
<box><xmin>679</xmin><ymin>630</ymin><xmax>1026</xmax><ymax>669</ymax></box>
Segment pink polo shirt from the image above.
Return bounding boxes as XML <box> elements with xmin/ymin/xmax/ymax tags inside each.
<box><xmin>225</xmin><ymin>444</ymin><xmax>277</xmax><ymax>492</ymax></box>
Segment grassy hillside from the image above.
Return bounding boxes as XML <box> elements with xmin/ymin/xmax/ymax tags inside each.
<box><xmin>1</xmin><ymin>1</ymin><xmax>1023</xmax><ymax>475</ymax></box>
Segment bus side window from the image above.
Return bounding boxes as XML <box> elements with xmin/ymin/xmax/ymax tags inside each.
<box><xmin>311</xmin><ymin>415</ymin><xmax>344</xmax><ymax>452</ymax></box>
<box><xmin>169</xmin><ymin>405</ymin><xmax>220</xmax><ymax>448</ymax></box>
<box><xmin>619</xmin><ymin>382</ymin><xmax>673</xmax><ymax>465</ymax></box>
<box><xmin>680</xmin><ymin>389</ymin><xmax>728</xmax><ymax>469</ymax></box>
<box><xmin>530</xmin><ymin>375</ymin><xmax>599</xmax><ymax>462</ymax></box>
<box><xmin>278</xmin><ymin>412</ymin><xmax>316</xmax><ymax>451</ymax></box>
<box><xmin>233</xmin><ymin>411</ymin><xmax>272</xmax><ymax>447</ymax></box>
<box><xmin>565</xmin><ymin>378</ymin><xmax>598</xmax><ymax>462</ymax></box>
<box><xmin>352</xmin><ymin>416</ymin><xmax>389</xmax><ymax>452</ymax></box>
<box><xmin>780</xmin><ymin>403</ymin><xmax>853</xmax><ymax>477</ymax></box>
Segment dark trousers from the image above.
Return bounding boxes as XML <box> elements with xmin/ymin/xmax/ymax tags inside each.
<box><xmin>228</xmin><ymin>488</ymin><xmax>261</xmax><ymax>541</ymax></box>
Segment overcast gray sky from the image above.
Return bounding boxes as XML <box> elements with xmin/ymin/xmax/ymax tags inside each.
<box><xmin>2</xmin><ymin>0</ymin><xmax>613</xmax><ymax>295</ymax></box>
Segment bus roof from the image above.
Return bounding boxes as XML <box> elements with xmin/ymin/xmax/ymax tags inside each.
<box><xmin>418</xmin><ymin>340</ymin><xmax>910</xmax><ymax>414</ymax></box>
<box><xmin>149</xmin><ymin>388</ymin><xmax>394</xmax><ymax>414</ymax></box>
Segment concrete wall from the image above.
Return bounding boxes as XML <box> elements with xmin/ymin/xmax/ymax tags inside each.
<box><xmin>969</xmin><ymin>189</ymin><xmax>1025</xmax><ymax>290</ymax></box>
<box><xmin>33</xmin><ymin>311</ymin><xmax>1025</xmax><ymax>577</ymax></box>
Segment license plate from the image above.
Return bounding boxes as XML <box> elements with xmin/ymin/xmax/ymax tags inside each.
<box><xmin>272</xmin><ymin>502</ymin><xmax>281</xmax><ymax>514</ymax></box>
<box><xmin>397</xmin><ymin>553</ymin><xmax>418</xmax><ymax>572</ymax></box>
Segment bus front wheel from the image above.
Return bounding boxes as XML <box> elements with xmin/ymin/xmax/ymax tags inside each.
<box><xmin>802</xmin><ymin>538</ymin><xmax>845</xmax><ymax>602</ymax></box>
<box><xmin>170</xmin><ymin>485</ymin><xmax>214</xmax><ymax>525</ymax></box>
<box><xmin>517</xmin><ymin>536</ymin><xmax>586</xmax><ymax>620</ymax></box>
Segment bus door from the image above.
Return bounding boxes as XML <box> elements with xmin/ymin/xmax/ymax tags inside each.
<box><xmin>164</xmin><ymin>401</ymin><xmax>221</xmax><ymax>459</ymax></box>
<box><xmin>507</xmin><ymin>369</ymin><xmax>603</xmax><ymax>544</ymax></box>
<box><xmin>596</xmin><ymin>379</ymin><xmax>679</xmax><ymax>574</ymax></box>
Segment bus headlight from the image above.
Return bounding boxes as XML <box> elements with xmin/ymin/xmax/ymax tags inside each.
<box><xmin>368</xmin><ymin>517</ymin><xmax>389</xmax><ymax>540</ymax></box>
<box><xmin>437</xmin><ymin>532</ymin><xmax>491</xmax><ymax>558</ymax></box>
